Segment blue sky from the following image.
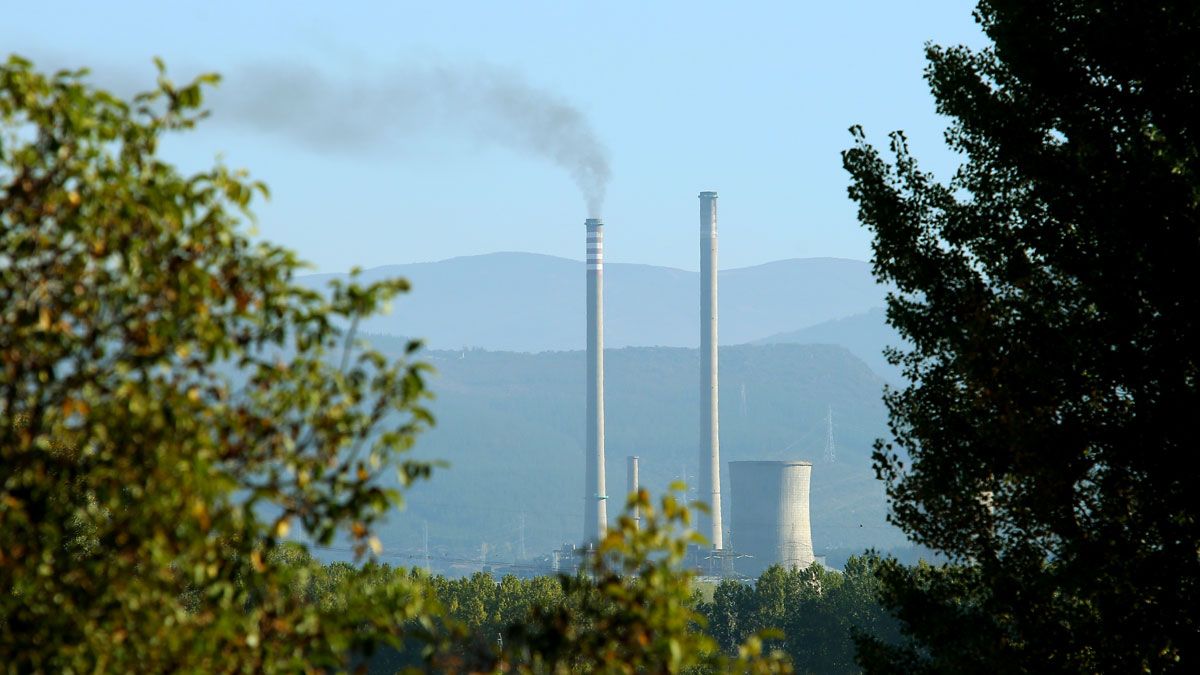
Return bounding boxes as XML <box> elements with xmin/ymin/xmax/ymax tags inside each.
<box><xmin>5</xmin><ymin>1</ymin><xmax>987</xmax><ymax>272</ymax></box>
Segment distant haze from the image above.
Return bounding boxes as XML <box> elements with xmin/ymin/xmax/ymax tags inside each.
<box><xmin>300</xmin><ymin>253</ymin><xmax>890</xmax><ymax>352</ymax></box>
<box><xmin>365</xmin><ymin>339</ymin><xmax>905</xmax><ymax>560</ymax></box>
<box><xmin>757</xmin><ymin>308</ymin><xmax>903</xmax><ymax>383</ymax></box>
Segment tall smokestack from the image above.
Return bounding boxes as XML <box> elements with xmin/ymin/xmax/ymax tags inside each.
<box><xmin>584</xmin><ymin>218</ymin><xmax>608</xmax><ymax>543</ymax></box>
<box><xmin>627</xmin><ymin>455</ymin><xmax>640</xmax><ymax>530</ymax></box>
<box><xmin>699</xmin><ymin>191</ymin><xmax>724</xmax><ymax>551</ymax></box>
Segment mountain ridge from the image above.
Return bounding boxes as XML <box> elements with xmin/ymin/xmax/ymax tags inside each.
<box><xmin>299</xmin><ymin>252</ymin><xmax>890</xmax><ymax>354</ymax></box>
<box><xmin>308</xmin><ymin>251</ymin><xmax>871</xmax><ymax>275</ymax></box>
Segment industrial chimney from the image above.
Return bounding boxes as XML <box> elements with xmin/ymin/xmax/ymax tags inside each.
<box><xmin>584</xmin><ymin>218</ymin><xmax>608</xmax><ymax>543</ymax></box>
<box><xmin>627</xmin><ymin>455</ymin><xmax>640</xmax><ymax>530</ymax></box>
<box><xmin>699</xmin><ymin>192</ymin><xmax>724</xmax><ymax>551</ymax></box>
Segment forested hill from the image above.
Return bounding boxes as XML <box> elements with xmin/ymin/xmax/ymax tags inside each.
<box><xmin>299</xmin><ymin>253</ymin><xmax>887</xmax><ymax>352</ymax></box>
<box><xmin>359</xmin><ymin>337</ymin><xmax>907</xmax><ymax>569</ymax></box>
<box><xmin>755</xmin><ymin>307</ymin><xmax>903</xmax><ymax>383</ymax></box>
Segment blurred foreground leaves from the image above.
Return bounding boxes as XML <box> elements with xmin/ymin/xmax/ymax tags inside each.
<box><xmin>0</xmin><ymin>55</ymin><xmax>434</xmax><ymax>671</ymax></box>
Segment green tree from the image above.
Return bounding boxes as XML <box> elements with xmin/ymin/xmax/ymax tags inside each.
<box><xmin>707</xmin><ymin>577</ymin><xmax>756</xmax><ymax>654</ymax></box>
<box><xmin>826</xmin><ymin>555</ymin><xmax>898</xmax><ymax>665</ymax></box>
<box><xmin>842</xmin><ymin>1</ymin><xmax>1199</xmax><ymax>671</ymax></box>
<box><xmin>783</xmin><ymin>556</ymin><xmax>897</xmax><ymax>674</ymax></box>
<box><xmin>701</xmin><ymin>557</ymin><xmax>896</xmax><ymax>675</ymax></box>
<box><xmin>0</xmin><ymin>56</ymin><xmax>436</xmax><ymax>671</ymax></box>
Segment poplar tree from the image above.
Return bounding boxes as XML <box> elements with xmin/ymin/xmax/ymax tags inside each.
<box><xmin>843</xmin><ymin>2</ymin><xmax>1200</xmax><ymax>671</ymax></box>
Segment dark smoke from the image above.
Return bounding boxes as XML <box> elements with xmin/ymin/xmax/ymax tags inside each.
<box><xmin>210</xmin><ymin>62</ymin><xmax>611</xmax><ymax>216</ymax></box>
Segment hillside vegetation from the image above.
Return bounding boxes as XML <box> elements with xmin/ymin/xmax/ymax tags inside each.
<box><xmin>356</xmin><ymin>337</ymin><xmax>904</xmax><ymax>568</ymax></box>
<box><xmin>755</xmin><ymin>308</ymin><xmax>902</xmax><ymax>383</ymax></box>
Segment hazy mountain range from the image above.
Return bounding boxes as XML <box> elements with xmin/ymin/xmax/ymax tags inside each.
<box><xmin>300</xmin><ymin>252</ymin><xmax>894</xmax><ymax>357</ymax></box>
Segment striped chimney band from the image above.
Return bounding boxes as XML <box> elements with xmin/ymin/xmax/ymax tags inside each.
<box><xmin>586</xmin><ymin>218</ymin><xmax>603</xmax><ymax>271</ymax></box>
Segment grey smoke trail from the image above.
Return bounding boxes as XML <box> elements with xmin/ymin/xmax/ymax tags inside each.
<box><xmin>211</xmin><ymin>62</ymin><xmax>611</xmax><ymax>216</ymax></box>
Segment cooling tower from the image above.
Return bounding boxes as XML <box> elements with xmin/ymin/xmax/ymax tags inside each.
<box><xmin>699</xmin><ymin>191</ymin><xmax>724</xmax><ymax>550</ymax></box>
<box><xmin>729</xmin><ymin>460</ymin><xmax>814</xmax><ymax>578</ymax></box>
<box><xmin>627</xmin><ymin>455</ymin><xmax>640</xmax><ymax>530</ymax></box>
<box><xmin>584</xmin><ymin>218</ymin><xmax>607</xmax><ymax>543</ymax></box>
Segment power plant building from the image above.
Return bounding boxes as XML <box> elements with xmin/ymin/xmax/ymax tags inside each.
<box><xmin>567</xmin><ymin>192</ymin><xmax>823</xmax><ymax>578</ymax></box>
<box><xmin>728</xmin><ymin>460</ymin><xmax>815</xmax><ymax>578</ymax></box>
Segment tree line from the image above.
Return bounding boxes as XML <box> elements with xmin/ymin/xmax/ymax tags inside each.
<box><xmin>270</xmin><ymin>545</ymin><xmax>898</xmax><ymax>674</ymax></box>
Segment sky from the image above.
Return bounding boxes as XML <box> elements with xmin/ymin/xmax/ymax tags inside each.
<box><xmin>4</xmin><ymin>1</ymin><xmax>988</xmax><ymax>273</ymax></box>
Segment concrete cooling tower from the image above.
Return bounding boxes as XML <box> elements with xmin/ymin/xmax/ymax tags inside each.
<box><xmin>728</xmin><ymin>460</ymin><xmax>815</xmax><ymax>578</ymax></box>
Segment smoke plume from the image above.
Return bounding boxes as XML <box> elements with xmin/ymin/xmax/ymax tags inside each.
<box><xmin>211</xmin><ymin>62</ymin><xmax>611</xmax><ymax>216</ymax></box>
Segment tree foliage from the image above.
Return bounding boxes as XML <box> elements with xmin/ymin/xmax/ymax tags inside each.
<box><xmin>498</xmin><ymin>487</ymin><xmax>791</xmax><ymax>674</ymax></box>
<box><xmin>265</xmin><ymin>490</ymin><xmax>797</xmax><ymax>674</ymax></box>
<box><xmin>0</xmin><ymin>55</ymin><xmax>435</xmax><ymax>671</ymax></box>
<box><xmin>296</xmin><ymin>551</ymin><xmax>894</xmax><ymax>675</ymax></box>
<box><xmin>702</xmin><ymin>556</ymin><xmax>898</xmax><ymax>674</ymax></box>
<box><xmin>842</xmin><ymin>1</ymin><xmax>1199</xmax><ymax>671</ymax></box>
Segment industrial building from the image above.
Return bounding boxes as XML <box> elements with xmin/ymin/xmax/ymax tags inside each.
<box><xmin>728</xmin><ymin>460</ymin><xmax>816</xmax><ymax>578</ymax></box>
<box><xmin>576</xmin><ymin>193</ymin><xmax>817</xmax><ymax>578</ymax></box>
